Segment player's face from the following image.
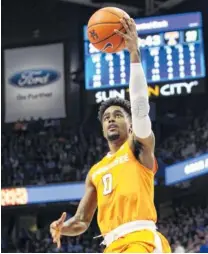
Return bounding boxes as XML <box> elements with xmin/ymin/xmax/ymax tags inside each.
<box><xmin>102</xmin><ymin>105</ymin><xmax>131</xmax><ymax>142</ymax></box>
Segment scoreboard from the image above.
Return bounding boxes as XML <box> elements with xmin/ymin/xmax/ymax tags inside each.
<box><xmin>83</xmin><ymin>12</ymin><xmax>206</xmax><ymax>102</ymax></box>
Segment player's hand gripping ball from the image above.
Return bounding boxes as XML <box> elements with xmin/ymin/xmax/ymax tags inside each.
<box><xmin>87</xmin><ymin>7</ymin><xmax>130</xmax><ymax>53</ymax></box>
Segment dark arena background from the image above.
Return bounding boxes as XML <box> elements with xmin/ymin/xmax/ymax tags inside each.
<box><xmin>1</xmin><ymin>0</ymin><xmax>208</xmax><ymax>253</ymax></box>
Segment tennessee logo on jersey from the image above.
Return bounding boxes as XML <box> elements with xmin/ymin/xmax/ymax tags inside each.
<box><xmin>92</xmin><ymin>153</ymin><xmax>129</xmax><ymax>181</ymax></box>
<box><xmin>89</xmin><ymin>140</ymin><xmax>158</xmax><ymax>235</ymax></box>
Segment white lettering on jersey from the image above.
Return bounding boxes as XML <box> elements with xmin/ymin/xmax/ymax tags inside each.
<box><xmin>92</xmin><ymin>153</ymin><xmax>129</xmax><ymax>181</ymax></box>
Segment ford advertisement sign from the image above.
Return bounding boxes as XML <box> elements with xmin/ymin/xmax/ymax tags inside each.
<box><xmin>165</xmin><ymin>153</ymin><xmax>208</xmax><ymax>186</ymax></box>
<box><xmin>4</xmin><ymin>43</ymin><xmax>66</xmax><ymax>122</ymax></box>
<box><xmin>9</xmin><ymin>69</ymin><xmax>60</xmax><ymax>88</ymax></box>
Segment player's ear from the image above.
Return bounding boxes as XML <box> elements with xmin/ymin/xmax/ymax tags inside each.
<box><xmin>102</xmin><ymin>127</ymin><xmax>107</xmax><ymax>138</ymax></box>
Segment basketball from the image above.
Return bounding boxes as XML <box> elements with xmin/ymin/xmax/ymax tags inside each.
<box><xmin>87</xmin><ymin>7</ymin><xmax>130</xmax><ymax>53</ymax></box>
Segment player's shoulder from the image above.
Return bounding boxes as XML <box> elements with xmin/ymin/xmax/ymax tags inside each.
<box><xmin>88</xmin><ymin>155</ymin><xmax>108</xmax><ymax>178</ymax></box>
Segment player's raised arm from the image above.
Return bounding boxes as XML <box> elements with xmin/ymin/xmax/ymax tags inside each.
<box><xmin>50</xmin><ymin>173</ymin><xmax>97</xmax><ymax>248</ymax></box>
<box><xmin>115</xmin><ymin>17</ymin><xmax>155</xmax><ymax>153</ymax></box>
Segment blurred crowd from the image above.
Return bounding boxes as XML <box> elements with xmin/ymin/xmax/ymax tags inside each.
<box><xmin>157</xmin><ymin>109</ymin><xmax>208</xmax><ymax>164</ymax></box>
<box><xmin>2</xmin><ymin>223</ymin><xmax>103</xmax><ymax>253</ymax></box>
<box><xmin>2</xmin><ymin>205</ymin><xmax>208</xmax><ymax>253</ymax></box>
<box><xmin>2</xmin><ymin>108</ymin><xmax>208</xmax><ymax>253</ymax></box>
<box><xmin>159</xmin><ymin>205</ymin><xmax>208</xmax><ymax>253</ymax></box>
<box><xmin>1</xmin><ymin>119</ymin><xmax>107</xmax><ymax>188</ymax></box>
<box><xmin>2</xmin><ymin>109</ymin><xmax>208</xmax><ymax>188</ymax></box>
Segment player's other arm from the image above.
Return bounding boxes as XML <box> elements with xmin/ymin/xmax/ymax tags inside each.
<box><xmin>62</xmin><ymin>174</ymin><xmax>97</xmax><ymax>235</ymax></box>
<box><xmin>50</xmin><ymin>173</ymin><xmax>97</xmax><ymax>246</ymax></box>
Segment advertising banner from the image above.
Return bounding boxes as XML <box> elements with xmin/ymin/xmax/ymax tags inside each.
<box><xmin>1</xmin><ymin>183</ymin><xmax>85</xmax><ymax>206</ymax></box>
<box><xmin>4</xmin><ymin>43</ymin><xmax>66</xmax><ymax>122</ymax></box>
<box><xmin>165</xmin><ymin>153</ymin><xmax>208</xmax><ymax>186</ymax></box>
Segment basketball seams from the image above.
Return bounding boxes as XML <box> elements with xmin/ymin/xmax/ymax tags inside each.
<box><xmin>91</xmin><ymin>25</ymin><xmax>124</xmax><ymax>45</ymax></box>
<box><xmin>100</xmin><ymin>9</ymin><xmax>125</xmax><ymax>19</ymax></box>
<box><xmin>88</xmin><ymin>22</ymin><xmax>121</xmax><ymax>29</ymax></box>
<box><xmin>114</xmin><ymin>38</ymin><xmax>124</xmax><ymax>52</ymax></box>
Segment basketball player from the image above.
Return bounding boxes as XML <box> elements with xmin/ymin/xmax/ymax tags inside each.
<box><xmin>50</xmin><ymin>17</ymin><xmax>171</xmax><ymax>253</ymax></box>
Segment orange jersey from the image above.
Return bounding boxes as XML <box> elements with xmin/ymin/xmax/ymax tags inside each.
<box><xmin>89</xmin><ymin>140</ymin><xmax>158</xmax><ymax>235</ymax></box>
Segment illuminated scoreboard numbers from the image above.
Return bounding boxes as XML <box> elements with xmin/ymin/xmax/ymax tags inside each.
<box><xmin>164</xmin><ymin>31</ymin><xmax>180</xmax><ymax>80</ymax></box>
<box><xmin>84</xmin><ymin>13</ymin><xmax>205</xmax><ymax>93</ymax></box>
<box><xmin>117</xmin><ymin>51</ymin><xmax>126</xmax><ymax>85</ymax></box>
<box><xmin>152</xmin><ymin>34</ymin><xmax>162</xmax><ymax>46</ymax></box>
<box><xmin>141</xmin><ymin>34</ymin><xmax>162</xmax><ymax>83</ymax></box>
<box><xmin>92</xmin><ymin>54</ymin><xmax>102</xmax><ymax>88</ymax></box>
<box><xmin>105</xmin><ymin>54</ymin><xmax>115</xmax><ymax>86</ymax></box>
<box><xmin>174</xmin><ymin>44</ymin><xmax>185</xmax><ymax>79</ymax></box>
<box><xmin>184</xmin><ymin>30</ymin><xmax>199</xmax><ymax>78</ymax></box>
<box><xmin>140</xmin><ymin>34</ymin><xmax>161</xmax><ymax>48</ymax></box>
<box><xmin>164</xmin><ymin>31</ymin><xmax>180</xmax><ymax>46</ymax></box>
<box><xmin>89</xmin><ymin>42</ymin><xmax>100</xmax><ymax>54</ymax></box>
<box><xmin>165</xmin><ymin>46</ymin><xmax>174</xmax><ymax>80</ymax></box>
<box><xmin>184</xmin><ymin>29</ymin><xmax>199</xmax><ymax>43</ymax></box>
<box><xmin>149</xmin><ymin>48</ymin><xmax>160</xmax><ymax>81</ymax></box>
<box><xmin>189</xmin><ymin>44</ymin><xmax>197</xmax><ymax>77</ymax></box>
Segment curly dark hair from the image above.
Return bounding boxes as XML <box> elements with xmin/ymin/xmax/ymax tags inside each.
<box><xmin>98</xmin><ymin>97</ymin><xmax>131</xmax><ymax>122</ymax></box>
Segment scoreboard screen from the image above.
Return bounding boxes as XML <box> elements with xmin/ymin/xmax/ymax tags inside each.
<box><xmin>83</xmin><ymin>12</ymin><xmax>205</xmax><ymax>95</ymax></box>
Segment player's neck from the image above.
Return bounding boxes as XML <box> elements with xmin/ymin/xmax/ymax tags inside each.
<box><xmin>108</xmin><ymin>139</ymin><xmax>125</xmax><ymax>154</ymax></box>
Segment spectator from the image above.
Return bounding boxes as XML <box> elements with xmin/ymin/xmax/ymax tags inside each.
<box><xmin>2</xmin><ymin>110</ymin><xmax>208</xmax><ymax>188</ymax></box>
<box><xmin>200</xmin><ymin>234</ymin><xmax>208</xmax><ymax>253</ymax></box>
<box><xmin>2</xmin><ymin>205</ymin><xmax>207</xmax><ymax>253</ymax></box>
<box><xmin>173</xmin><ymin>240</ymin><xmax>185</xmax><ymax>253</ymax></box>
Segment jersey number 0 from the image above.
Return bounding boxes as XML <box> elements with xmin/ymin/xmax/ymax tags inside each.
<box><xmin>102</xmin><ymin>173</ymin><xmax>113</xmax><ymax>195</ymax></box>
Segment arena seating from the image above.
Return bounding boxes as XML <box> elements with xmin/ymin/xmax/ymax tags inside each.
<box><xmin>2</xmin><ymin>205</ymin><xmax>207</xmax><ymax>253</ymax></box>
<box><xmin>2</xmin><ymin>109</ymin><xmax>208</xmax><ymax>188</ymax></box>
<box><xmin>2</xmin><ymin>110</ymin><xmax>208</xmax><ymax>253</ymax></box>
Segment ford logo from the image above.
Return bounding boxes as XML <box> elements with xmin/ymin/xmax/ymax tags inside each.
<box><xmin>9</xmin><ymin>69</ymin><xmax>60</xmax><ymax>88</ymax></box>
